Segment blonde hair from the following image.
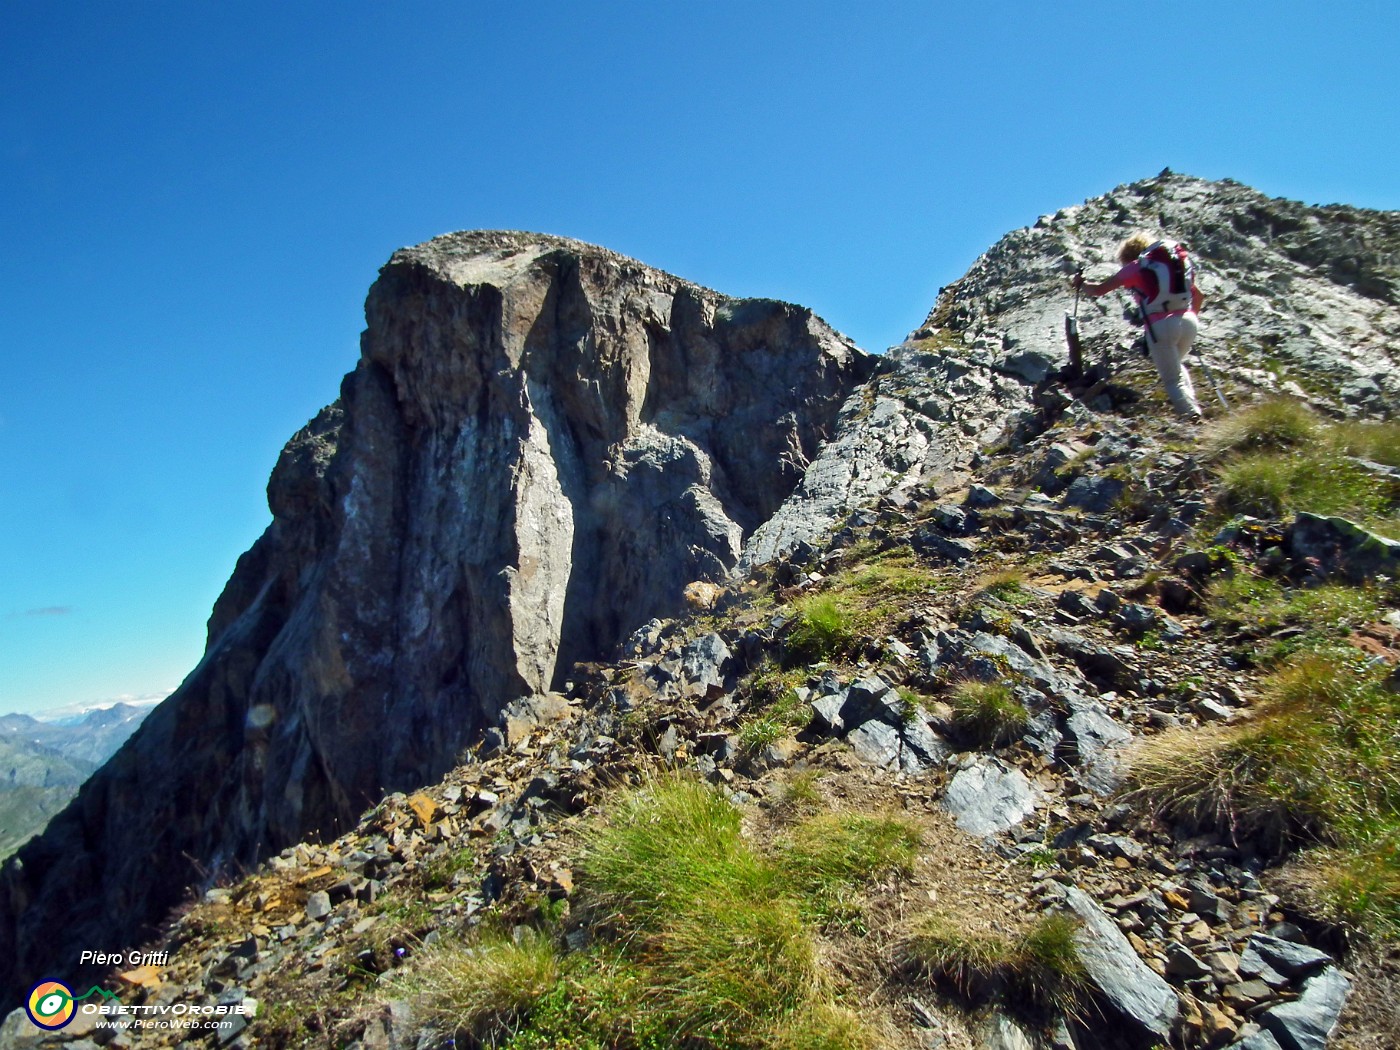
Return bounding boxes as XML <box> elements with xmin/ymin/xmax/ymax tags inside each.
<box><xmin>1117</xmin><ymin>234</ymin><xmax>1153</xmax><ymax>265</ymax></box>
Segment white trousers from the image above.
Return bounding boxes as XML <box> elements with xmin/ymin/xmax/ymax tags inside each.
<box><xmin>1146</xmin><ymin>312</ymin><xmax>1203</xmax><ymax>418</ymax></box>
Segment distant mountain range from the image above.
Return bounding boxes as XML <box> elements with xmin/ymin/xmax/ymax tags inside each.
<box><xmin>0</xmin><ymin>700</ymin><xmax>157</xmax><ymax>857</ymax></box>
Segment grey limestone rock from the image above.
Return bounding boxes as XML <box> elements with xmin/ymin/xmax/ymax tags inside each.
<box><xmin>680</xmin><ymin>632</ymin><xmax>732</xmax><ymax>699</ymax></box>
<box><xmin>1063</xmin><ymin>692</ymin><xmax>1133</xmax><ymax>793</ymax></box>
<box><xmin>1260</xmin><ymin>966</ymin><xmax>1351</xmax><ymax>1050</ymax></box>
<box><xmin>0</xmin><ymin>231</ymin><xmax>874</xmax><ymax>1001</ymax></box>
<box><xmin>981</xmin><ymin>1011</ymin><xmax>1037</xmax><ymax>1050</ymax></box>
<box><xmin>935</xmin><ymin>629</ymin><xmax>1068</xmax><ymax>694</ymax></box>
<box><xmin>846</xmin><ymin>720</ymin><xmax>905</xmax><ymax>771</ymax></box>
<box><xmin>943</xmin><ymin>757</ymin><xmax>1039</xmax><ymax>836</ymax></box>
<box><xmin>1059</xmin><ymin>884</ymin><xmax>1180</xmax><ymax>1041</ymax></box>
<box><xmin>1240</xmin><ymin>934</ymin><xmax>1333</xmax><ymax>982</ymax></box>
<box><xmin>741</xmin><ymin>347</ymin><xmax>1038</xmax><ymax>568</ymax></box>
<box><xmin>1289</xmin><ymin>511</ymin><xmax>1400</xmax><ymax>582</ymax></box>
<box><xmin>1062</xmin><ymin>474</ymin><xmax>1126</xmax><ymax>513</ymax></box>
<box><xmin>809</xmin><ymin>693</ymin><xmax>846</xmax><ymax>734</ymax></box>
<box><xmin>899</xmin><ymin>715</ymin><xmax>953</xmax><ymax>767</ymax></box>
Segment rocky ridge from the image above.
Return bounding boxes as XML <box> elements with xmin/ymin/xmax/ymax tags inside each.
<box><xmin>9</xmin><ymin>376</ymin><xmax>1394</xmax><ymax>1049</ymax></box>
<box><xmin>4</xmin><ymin>173</ymin><xmax>1400</xmax><ymax>1048</ymax></box>
<box><xmin>915</xmin><ymin>169</ymin><xmax>1400</xmax><ymax>416</ymax></box>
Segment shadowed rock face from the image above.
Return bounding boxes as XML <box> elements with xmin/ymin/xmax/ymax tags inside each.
<box><xmin>0</xmin><ymin>231</ymin><xmax>874</xmax><ymax>1002</ymax></box>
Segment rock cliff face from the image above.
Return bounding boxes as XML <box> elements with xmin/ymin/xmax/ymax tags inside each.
<box><xmin>0</xmin><ymin>231</ymin><xmax>873</xmax><ymax>1001</ymax></box>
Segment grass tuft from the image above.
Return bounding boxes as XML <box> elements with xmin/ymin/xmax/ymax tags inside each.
<box><xmin>947</xmin><ymin>681</ymin><xmax>1031</xmax><ymax>748</ymax></box>
<box><xmin>903</xmin><ymin>911</ymin><xmax>1088</xmax><ymax>1017</ymax></box>
<box><xmin>1206</xmin><ymin>398</ymin><xmax>1320</xmax><ymax>455</ymax></box>
<box><xmin>976</xmin><ymin>569</ymin><xmax>1028</xmax><ymax>602</ymax></box>
<box><xmin>406</xmin><ymin>927</ymin><xmax>559</xmax><ymax>1044</ymax></box>
<box><xmin>515</xmin><ymin>779</ymin><xmax>895</xmax><ymax>1047</ymax></box>
<box><xmin>843</xmin><ymin>546</ymin><xmax>941</xmax><ymax>597</ymax></box>
<box><xmin>784</xmin><ymin>593</ymin><xmax>861</xmax><ymax>665</ymax></box>
<box><xmin>581</xmin><ymin>778</ymin><xmax>772</xmax><ymax>932</ymax></box>
<box><xmin>1124</xmin><ymin>649</ymin><xmax>1400</xmax><ymax>937</ymax></box>
<box><xmin>1282</xmin><ymin>836</ymin><xmax>1400</xmax><ymax>940</ymax></box>
<box><xmin>738</xmin><ymin>717</ymin><xmax>786</xmax><ymax>754</ymax></box>
<box><xmin>763</xmin><ymin>1003</ymin><xmax>877</xmax><ymax>1050</ymax></box>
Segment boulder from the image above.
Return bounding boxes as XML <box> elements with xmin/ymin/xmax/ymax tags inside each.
<box><xmin>681</xmin><ymin>632</ymin><xmax>732</xmax><ymax>699</ymax></box>
<box><xmin>1059</xmin><ymin>885</ymin><xmax>1180</xmax><ymax>1042</ymax></box>
<box><xmin>1240</xmin><ymin>934</ymin><xmax>1332</xmax><ymax>981</ymax></box>
<box><xmin>846</xmin><ymin>720</ymin><xmax>905</xmax><ymax>771</ymax></box>
<box><xmin>943</xmin><ymin>757</ymin><xmax>1038</xmax><ymax>836</ymax></box>
<box><xmin>1288</xmin><ymin>512</ymin><xmax>1400</xmax><ymax>583</ymax></box>
<box><xmin>1259</xmin><ymin>966</ymin><xmax>1350</xmax><ymax>1050</ymax></box>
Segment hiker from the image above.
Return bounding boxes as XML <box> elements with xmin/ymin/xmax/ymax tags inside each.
<box><xmin>1072</xmin><ymin>234</ymin><xmax>1205</xmax><ymax>419</ymax></box>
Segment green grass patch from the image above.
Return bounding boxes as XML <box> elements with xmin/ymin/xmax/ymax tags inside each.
<box><xmin>777</xmin><ymin>812</ymin><xmax>921</xmax><ymax>924</ymax></box>
<box><xmin>1285</xmin><ymin>835</ymin><xmax>1400</xmax><ymax>940</ymax></box>
<box><xmin>780</xmin><ymin>549</ymin><xmax>954</xmax><ymax>670</ymax></box>
<box><xmin>748</xmin><ymin>663</ymin><xmax>807</xmax><ymax>707</ymax></box>
<box><xmin>841</xmin><ymin>546</ymin><xmax>942</xmax><ymax>597</ymax></box>
<box><xmin>499</xmin><ymin>951</ymin><xmax>668</xmax><ymax>1050</ymax></box>
<box><xmin>1216</xmin><ymin>450</ymin><xmax>1392</xmax><ymax>522</ymax></box>
<box><xmin>1125</xmin><ymin>649</ymin><xmax>1400</xmax><ymax>938</ymax></box>
<box><xmin>903</xmin><ymin>911</ymin><xmax>1088</xmax><ymax>1017</ymax></box>
<box><xmin>442</xmin><ymin>779</ymin><xmax>910</xmax><ymax>1048</ymax></box>
<box><xmin>896</xmin><ymin>687</ymin><xmax>926</xmax><ymax>724</ymax></box>
<box><xmin>1203</xmin><ymin>399</ymin><xmax>1400</xmax><ymax>535</ymax></box>
<box><xmin>762</xmin><ymin>1003</ymin><xmax>876</xmax><ymax>1050</ymax></box>
<box><xmin>775</xmin><ymin>769</ymin><xmax>826</xmax><ymax>809</ymax></box>
<box><xmin>1329</xmin><ymin>419</ymin><xmax>1400</xmax><ymax>467</ymax></box>
<box><xmin>947</xmin><ymin>681</ymin><xmax>1031</xmax><ymax>748</ymax></box>
<box><xmin>741</xmin><ymin>667</ymin><xmax>813</xmax><ymax>747</ymax></box>
<box><xmin>1206</xmin><ymin>573</ymin><xmax>1382</xmax><ymax>663</ymax></box>
<box><xmin>784</xmin><ymin>593</ymin><xmax>864</xmax><ymax>666</ymax></box>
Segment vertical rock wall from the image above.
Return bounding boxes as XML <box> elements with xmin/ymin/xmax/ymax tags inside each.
<box><xmin>0</xmin><ymin>231</ymin><xmax>874</xmax><ymax>1002</ymax></box>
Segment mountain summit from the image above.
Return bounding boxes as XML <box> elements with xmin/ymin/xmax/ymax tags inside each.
<box><xmin>0</xmin><ymin>230</ymin><xmax>874</xmax><ymax>999</ymax></box>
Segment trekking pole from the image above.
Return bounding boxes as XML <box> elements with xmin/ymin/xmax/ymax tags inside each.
<box><xmin>1064</xmin><ymin>268</ymin><xmax>1084</xmax><ymax>377</ymax></box>
<box><xmin>1194</xmin><ymin>346</ymin><xmax>1232</xmax><ymax>412</ymax></box>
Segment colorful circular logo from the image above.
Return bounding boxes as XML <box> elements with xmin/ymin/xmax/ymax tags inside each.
<box><xmin>26</xmin><ymin>980</ymin><xmax>75</xmax><ymax>1030</ymax></box>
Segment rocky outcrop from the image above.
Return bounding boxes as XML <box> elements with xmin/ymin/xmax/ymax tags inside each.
<box><xmin>913</xmin><ymin>169</ymin><xmax>1400</xmax><ymax>415</ymax></box>
<box><xmin>742</xmin><ymin>345</ymin><xmax>1038</xmax><ymax>566</ymax></box>
<box><xmin>0</xmin><ymin>231</ymin><xmax>874</xmax><ymax>1002</ymax></box>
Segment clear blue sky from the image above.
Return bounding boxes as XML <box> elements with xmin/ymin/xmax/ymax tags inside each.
<box><xmin>3</xmin><ymin>2</ymin><xmax>1397</xmax><ymax>714</ymax></box>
